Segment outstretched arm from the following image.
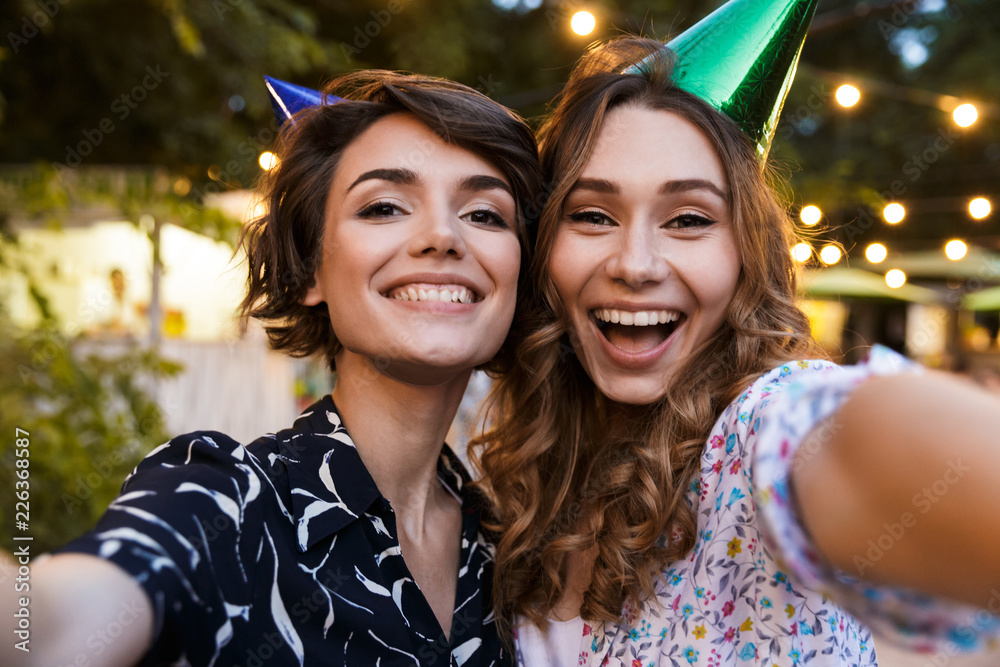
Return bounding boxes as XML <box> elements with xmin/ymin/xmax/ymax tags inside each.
<box><xmin>1</xmin><ymin>551</ymin><xmax>153</xmax><ymax>667</ymax></box>
<box><xmin>792</xmin><ymin>370</ymin><xmax>1000</xmax><ymax>609</ymax></box>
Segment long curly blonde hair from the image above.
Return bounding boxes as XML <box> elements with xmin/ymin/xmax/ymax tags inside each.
<box><xmin>469</xmin><ymin>37</ymin><xmax>825</xmax><ymax>632</ymax></box>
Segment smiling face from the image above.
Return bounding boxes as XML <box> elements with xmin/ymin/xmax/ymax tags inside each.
<box><xmin>302</xmin><ymin>113</ymin><xmax>521</xmax><ymax>386</ymax></box>
<box><xmin>547</xmin><ymin>105</ymin><xmax>741</xmax><ymax>405</ymax></box>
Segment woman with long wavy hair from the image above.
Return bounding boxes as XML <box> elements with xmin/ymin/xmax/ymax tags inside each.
<box><xmin>471</xmin><ymin>17</ymin><xmax>1000</xmax><ymax>667</ymax></box>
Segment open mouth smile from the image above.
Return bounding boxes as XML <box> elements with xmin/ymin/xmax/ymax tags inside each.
<box><xmin>591</xmin><ymin>307</ymin><xmax>686</xmax><ymax>354</ymax></box>
<box><xmin>385</xmin><ymin>283</ymin><xmax>480</xmax><ymax>304</ymax></box>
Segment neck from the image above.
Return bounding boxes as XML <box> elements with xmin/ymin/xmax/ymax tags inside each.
<box><xmin>331</xmin><ymin>352</ymin><xmax>471</xmax><ymax>517</ymax></box>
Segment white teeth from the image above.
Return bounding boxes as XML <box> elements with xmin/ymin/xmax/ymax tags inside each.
<box><xmin>390</xmin><ymin>285</ymin><xmax>477</xmax><ymax>303</ymax></box>
<box><xmin>594</xmin><ymin>308</ymin><xmax>681</xmax><ymax>326</ymax></box>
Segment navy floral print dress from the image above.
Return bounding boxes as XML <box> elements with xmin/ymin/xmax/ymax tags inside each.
<box><xmin>58</xmin><ymin>396</ymin><xmax>510</xmax><ymax>667</ymax></box>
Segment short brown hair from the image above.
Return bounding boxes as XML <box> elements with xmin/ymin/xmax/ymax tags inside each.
<box><xmin>239</xmin><ymin>71</ymin><xmax>542</xmax><ymax>371</ymax></box>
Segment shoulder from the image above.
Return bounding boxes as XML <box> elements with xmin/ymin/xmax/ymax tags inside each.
<box><xmin>122</xmin><ymin>430</ymin><xmax>278</xmax><ymax>494</ymax></box>
<box><xmin>714</xmin><ymin>359</ymin><xmax>837</xmax><ymax>434</ymax></box>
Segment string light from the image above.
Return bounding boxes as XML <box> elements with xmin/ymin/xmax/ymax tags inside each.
<box><xmin>819</xmin><ymin>244</ymin><xmax>842</xmax><ymax>265</ymax></box>
<box><xmin>570</xmin><ymin>11</ymin><xmax>596</xmax><ymax>36</ymax></box>
<box><xmin>865</xmin><ymin>243</ymin><xmax>887</xmax><ymax>263</ymax></box>
<box><xmin>791</xmin><ymin>242</ymin><xmax>812</xmax><ymax>263</ymax></box>
<box><xmin>835</xmin><ymin>84</ymin><xmax>861</xmax><ymax>108</ymax></box>
<box><xmin>259</xmin><ymin>151</ymin><xmax>278</xmax><ymax>170</ymax></box>
<box><xmin>953</xmin><ymin>103</ymin><xmax>978</xmax><ymax>128</ymax></box>
<box><xmin>945</xmin><ymin>239</ymin><xmax>968</xmax><ymax>261</ymax></box>
<box><xmin>883</xmin><ymin>203</ymin><xmax>905</xmax><ymax>224</ymax></box>
<box><xmin>885</xmin><ymin>269</ymin><xmax>907</xmax><ymax>288</ymax></box>
<box><xmin>799</xmin><ymin>205</ymin><xmax>822</xmax><ymax>226</ymax></box>
<box><xmin>969</xmin><ymin>197</ymin><xmax>991</xmax><ymax>219</ymax></box>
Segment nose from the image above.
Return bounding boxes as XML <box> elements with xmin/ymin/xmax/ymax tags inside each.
<box><xmin>408</xmin><ymin>204</ymin><xmax>468</xmax><ymax>259</ymax></box>
<box><xmin>604</xmin><ymin>224</ymin><xmax>668</xmax><ymax>287</ymax></box>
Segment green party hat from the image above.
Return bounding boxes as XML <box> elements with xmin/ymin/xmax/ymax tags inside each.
<box><xmin>627</xmin><ymin>0</ymin><xmax>819</xmax><ymax>158</ymax></box>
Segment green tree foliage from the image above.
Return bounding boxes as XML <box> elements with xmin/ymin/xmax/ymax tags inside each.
<box><xmin>0</xmin><ymin>269</ymin><xmax>180</xmax><ymax>553</ymax></box>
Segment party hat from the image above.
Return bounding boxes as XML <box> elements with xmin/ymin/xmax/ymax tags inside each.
<box><xmin>627</xmin><ymin>0</ymin><xmax>819</xmax><ymax>158</ymax></box>
<box><xmin>264</xmin><ymin>76</ymin><xmax>339</xmax><ymax>125</ymax></box>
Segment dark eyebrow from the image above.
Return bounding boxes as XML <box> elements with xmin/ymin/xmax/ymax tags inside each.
<box><xmin>346</xmin><ymin>168</ymin><xmax>417</xmax><ymax>193</ymax></box>
<box><xmin>570</xmin><ymin>178</ymin><xmax>619</xmax><ymax>195</ymax></box>
<box><xmin>569</xmin><ymin>177</ymin><xmax>728</xmax><ymax>204</ymax></box>
<box><xmin>659</xmin><ymin>179</ymin><xmax>728</xmax><ymax>203</ymax></box>
<box><xmin>459</xmin><ymin>174</ymin><xmax>514</xmax><ymax>199</ymax></box>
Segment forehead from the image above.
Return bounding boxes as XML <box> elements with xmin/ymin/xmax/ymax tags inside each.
<box><xmin>331</xmin><ymin>113</ymin><xmax>509</xmax><ymax>190</ymax></box>
<box><xmin>580</xmin><ymin>105</ymin><xmax>728</xmax><ymax>191</ymax></box>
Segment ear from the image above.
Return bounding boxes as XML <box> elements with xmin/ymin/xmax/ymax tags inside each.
<box><xmin>301</xmin><ymin>275</ymin><xmax>324</xmax><ymax>306</ymax></box>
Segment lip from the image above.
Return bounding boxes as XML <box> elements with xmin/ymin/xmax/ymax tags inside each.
<box><xmin>585</xmin><ymin>302</ymin><xmax>685</xmax><ymax>370</ymax></box>
<box><xmin>381</xmin><ymin>272</ymin><xmax>484</xmax><ymax>307</ymax></box>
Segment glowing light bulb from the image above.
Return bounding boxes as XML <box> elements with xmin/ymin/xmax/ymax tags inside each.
<box><xmin>836</xmin><ymin>84</ymin><xmax>860</xmax><ymax>108</ymax></box>
<box><xmin>791</xmin><ymin>242</ymin><xmax>812</xmax><ymax>263</ymax></box>
<box><xmin>259</xmin><ymin>151</ymin><xmax>278</xmax><ymax>171</ymax></box>
<box><xmin>945</xmin><ymin>239</ymin><xmax>968</xmax><ymax>261</ymax></box>
<box><xmin>883</xmin><ymin>203</ymin><xmax>905</xmax><ymax>224</ymax></box>
<box><xmin>953</xmin><ymin>103</ymin><xmax>978</xmax><ymax>128</ymax></box>
<box><xmin>865</xmin><ymin>243</ymin><xmax>887</xmax><ymax>264</ymax></box>
<box><xmin>969</xmin><ymin>197</ymin><xmax>991</xmax><ymax>219</ymax></box>
<box><xmin>799</xmin><ymin>205</ymin><xmax>822</xmax><ymax>226</ymax></box>
<box><xmin>885</xmin><ymin>269</ymin><xmax>906</xmax><ymax>288</ymax></box>
<box><xmin>819</xmin><ymin>244</ymin><xmax>842</xmax><ymax>265</ymax></box>
<box><xmin>571</xmin><ymin>11</ymin><xmax>596</xmax><ymax>36</ymax></box>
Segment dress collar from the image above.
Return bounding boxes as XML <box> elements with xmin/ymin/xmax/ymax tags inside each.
<box><xmin>275</xmin><ymin>395</ymin><xmax>470</xmax><ymax>551</ymax></box>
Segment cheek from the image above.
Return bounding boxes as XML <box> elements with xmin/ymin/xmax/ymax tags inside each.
<box><xmin>484</xmin><ymin>234</ymin><xmax>522</xmax><ymax>298</ymax></box>
<box><xmin>702</xmin><ymin>247</ymin><xmax>741</xmax><ymax>319</ymax></box>
<box><xmin>547</xmin><ymin>235</ymin><xmax>585</xmax><ymax>310</ymax></box>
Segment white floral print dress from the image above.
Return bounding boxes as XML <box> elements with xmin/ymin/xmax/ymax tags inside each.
<box><xmin>516</xmin><ymin>347</ymin><xmax>1000</xmax><ymax>666</ymax></box>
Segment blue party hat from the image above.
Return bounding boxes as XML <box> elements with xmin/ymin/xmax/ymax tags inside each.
<box><xmin>263</xmin><ymin>76</ymin><xmax>339</xmax><ymax>125</ymax></box>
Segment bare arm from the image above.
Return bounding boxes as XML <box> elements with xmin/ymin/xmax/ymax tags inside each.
<box><xmin>792</xmin><ymin>370</ymin><xmax>1000</xmax><ymax>609</ymax></box>
<box><xmin>1</xmin><ymin>552</ymin><xmax>153</xmax><ymax>667</ymax></box>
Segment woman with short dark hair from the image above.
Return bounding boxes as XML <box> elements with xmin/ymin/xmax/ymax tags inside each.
<box><xmin>5</xmin><ymin>70</ymin><xmax>541</xmax><ymax>667</ymax></box>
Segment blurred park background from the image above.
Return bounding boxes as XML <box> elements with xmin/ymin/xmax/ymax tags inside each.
<box><xmin>0</xmin><ymin>0</ymin><xmax>998</xmax><ymax>662</ymax></box>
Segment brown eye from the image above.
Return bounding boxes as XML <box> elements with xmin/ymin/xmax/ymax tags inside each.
<box><xmin>567</xmin><ymin>210</ymin><xmax>615</xmax><ymax>226</ymax></box>
<box><xmin>358</xmin><ymin>201</ymin><xmax>402</xmax><ymax>217</ymax></box>
<box><xmin>667</xmin><ymin>214</ymin><xmax>715</xmax><ymax>229</ymax></box>
<box><xmin>465</xmin><ymin>209</ymin><xmax>510</xmax><ymax>229</ymax></box>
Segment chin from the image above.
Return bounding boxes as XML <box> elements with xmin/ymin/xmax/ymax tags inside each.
<box><xmin>592</xmin><ymin>374</ymin><xmax>668</xmax><ymax>407</ymax></box>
